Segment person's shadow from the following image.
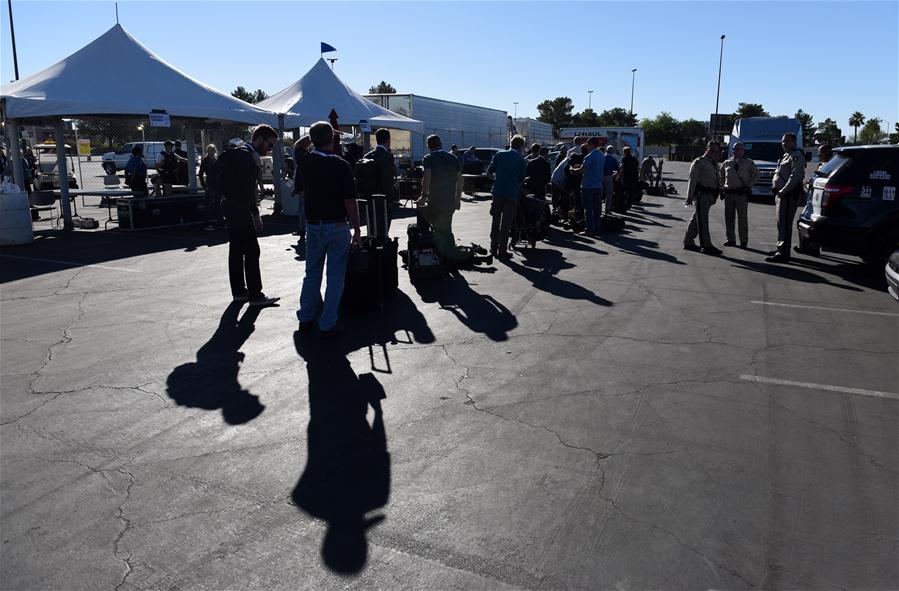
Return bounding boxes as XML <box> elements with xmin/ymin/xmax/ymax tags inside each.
<box><xmin>292</xmin><ymin>291</ymin><xmax>433</xmax><ymax>574</ymax></box>
<box><xmin>414</xmin><ymin>271</ymin><xmax>518</xmax><ymax>341</ymax></box>
<box><xmin>165</xmin><ymin>302</ymin><xmax>265</xmax><ymax>424</ymax></box>
<box><xmin>505</xmin><ymin>248</ymin><xmax>614</xmax><ymax>306</ymax></box>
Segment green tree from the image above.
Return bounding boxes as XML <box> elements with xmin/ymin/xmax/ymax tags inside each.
<box><xmin>734</xmin><ymin>102</ymin><xmax>769</xmax><ymax>118</ymax></box>
<box><xmin>596</xmin><ymin>107</ymin><xmax>638</xmax><ymax>127</ymax></box>
<box><xmin>848</xmin><ymin>111</ymin><xmax>866</xmax><ymax>143</ymax></box>
<box><xmin>572</xmin><ymin>108</ymin><xmax>600</xmax><ymax>127</ymax></box>
<box><xmin>794</xmin><ymin>109</ymin><xmax>815</xmax><ymax>142</ymax></box>
<box><xmin>814</xmin><ymin>118</ymin><xmax>843</xmax><ymax>146</ymax></box>
<box><xmin>890</xmin><ymin>122</ymin><xmax>899</xmax><ymax>145</ymax></box>
<box><xmin>536</xmin><ymin>97</ymin><xmax>575</xmax><ymax>136</ymax></box>
<box><xmin>641</xmin><ymin>112</ymin><xmax>682</xmax><ymax>145</ymax></box>
<box><xmin>231</xmin><ymin>86</ymin><xmax>269</xmax><ymax>104</ymax></box>
<box><xmin>679</xmin><ymin>119</ymin><xmax>709</xmax><ymax>145</ymax></box>
<box><xmin>858</xmin><ymin>118</ymin><xmax>885</xmax><ymax>144</ymax></box>
<box><xmin>368</xmin><ymin>81</ymin><xmax>397</xmax><ymax>94</ymax></box>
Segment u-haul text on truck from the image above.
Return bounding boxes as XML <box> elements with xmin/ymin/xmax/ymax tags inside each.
<box><xmin>559</xmin><ymin>127</ymin><xmax>644</xmax><ymax>162</ymax></box>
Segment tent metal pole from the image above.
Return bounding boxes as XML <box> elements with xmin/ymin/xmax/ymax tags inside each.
<box><xmin>54</xmin><ymin>119</ymin><xmax>73</xmax><ymax>230</ymax></box>
<box><xmin>7</xmin><ymin>118</ymin><xmax>25</xmax><ymax>190</ymax></box>
<box><xmin>185</xmin><ymin>121</ymin><xmax>198</xmax><ymax>192</ymax></box>
<box><xmin>271</xmin><ymin>114</ymin><xmax>285</xmax><ymax>206</ymax></box>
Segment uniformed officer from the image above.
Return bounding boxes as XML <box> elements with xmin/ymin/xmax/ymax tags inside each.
<box><xmin>683</xmin><ymin>141</ymin><xmax>722</xmax><ymax>255</ymax></box>
<box><xmin>766</xmin><ymin>133</ymin><xmax>806</xmax><ymax>263</ymax></box>
<box><xmin>720</xmin><ymin>142</ymin><xmax>760</xmax><ymax>248</ymax></box>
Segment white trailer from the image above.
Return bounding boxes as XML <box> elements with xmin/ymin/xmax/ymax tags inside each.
<box><xmin>513</xmin><ymin>117</ymin><xmax>554</xmax><ymax>147</ymax></box>
<box><xmin>364</xmin><ymin>93</ymin><xmax>509</xmax><ymax>163</ymax></box>
<box><xmin>558</xmin><ymin>126</ymin><xmax>645</xmax><ymax>162</ymax></box>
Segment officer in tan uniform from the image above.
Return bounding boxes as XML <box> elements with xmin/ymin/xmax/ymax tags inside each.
<box><xmin>683</xmin><ymin>141</ymin><xmax>722</xmax><ymax>254</ymax></box>
<box><xmin>720</xmin><ymin>142</ymin><xmax>760</xmax><ymax>248</ymax></box>
<box><xmin>766</xmin><ymin>133</ymin><xmax>806</xmax><ymax>263</ymax></box>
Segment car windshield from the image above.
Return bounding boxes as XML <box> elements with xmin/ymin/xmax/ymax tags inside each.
<box><xmin>741</xmin><ymin>142</ymin><xmax>784</xmax><ymax>163</ymax></box>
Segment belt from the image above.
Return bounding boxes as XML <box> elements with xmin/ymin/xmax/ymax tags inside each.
<box><xmin>306</xmin><ymin>219</ymin><xmax>346</xmax><ymax>225</ymax></box>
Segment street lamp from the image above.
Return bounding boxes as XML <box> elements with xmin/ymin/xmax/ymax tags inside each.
<box><xmin>137</xmin><ymin>123</ymin><xmax>145</xmax><ymax>144</ymax></box>
<box><xmin>513</xmin><ymin>102</ymin><xmax>518</xmax><ymax>118</ymax></box>
<box><xmin>629</xmin><ymin>69</ymin><xmax>637</xmax><ymax>114</ymax></box>
<box><xmin>588</xmin><ymin>90</ymin><xmax>593</xmax><ymax>110</ymax></box>
<box><xmin>715</xmin><ymin>34</ymin><xmax>725</xmax><ymax>115</ymax></box>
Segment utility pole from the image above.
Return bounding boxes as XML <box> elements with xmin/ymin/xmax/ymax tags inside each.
<box><xmin>715</xmin><ymin>35</ymin><xmax>725</xmax><ymax>116</ymax></box>
<box><xmin>513</xmin><ymin>102</ymin><xmax>518</xmax><ymax>118</ymax></box>
<box><xmin>588</xmin><ymin>90</ymin><xmax>593</xmax><ymax>110</ymax></box>
<box><xmin>8</xmin><ymin>0</ymin><xmax>20</xmax><ymax>80</ymax></box>
<box><xmin>629</xmin><ymin>70</ymin><xmax>637</xmax><ymax>114</ymax></box>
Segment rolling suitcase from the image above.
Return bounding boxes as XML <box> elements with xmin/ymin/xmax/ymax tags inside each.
<box><xmin>358</xmin><ymin>194</ymin><xmax>390</xmax><ymax>242</ymax></box>
<box><xmin>342</xmin><ymin>197</ymin><xmax>398</xmax><ymax>310</ymax></box>
<box><xmin>406</xmin><ymin>223</ymin><xmax>446</xmax><ymax>282</ymax></box>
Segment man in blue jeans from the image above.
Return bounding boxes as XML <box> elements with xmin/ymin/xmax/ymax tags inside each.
<box><xmin>571</xmin><ymin>137</ymin><xmax>605</xmax><ymax>234</ymax></box>
<box><xmin>296</xmin><ymin>121</ymin><xmax>362</xmax><ymax>337</ymax></box>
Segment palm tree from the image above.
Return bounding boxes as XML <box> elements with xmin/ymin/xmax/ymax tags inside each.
<box><xmin>848</xmin><ymin>112</ymin><xmax>866</xmax><ymax>143</ymax></box>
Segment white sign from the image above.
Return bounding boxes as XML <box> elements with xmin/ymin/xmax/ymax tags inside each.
<box><xmin>149</xmin><ymin>112</ymin><xmax>171</xmax><ymax>127</ymax></box>
<box><xmin>559</xmin><ymin>127</ymin><xmax>612</xmax><ymax>139</ymax></box>
<box><xmin>883</xmin><ymin>186</ymin><xmax>896</xmax><ymax>201</ymax></box>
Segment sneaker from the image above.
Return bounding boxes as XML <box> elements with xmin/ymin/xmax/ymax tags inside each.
<box><xmin>232</xmin><ymin>294</ymin><xmax>249</xmax><ymax>302</ymax></box>
<box><xmin>723</xmin><ymin>240</ymin><xmax>736</xmax><ymax>247</ymax></box>
<box><xmin>248</xmin><ymin>295</ymin><xmax>280</xmax><ymax>307</ymax></box>
<box><xmin>683</xmin><ymin>243</ymin><xmax>700</xmax><ymax>251</ymax></box>
<box><xmin>298</xmin><ymin>320</ymin><xmax>315</xmax><ymax>334</ymax></box>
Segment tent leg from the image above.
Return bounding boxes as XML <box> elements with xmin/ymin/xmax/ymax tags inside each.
<box><xmin>186</xmin><ymin>122</ymin><xmax>198</xmax><ymax>192</ymax></box>
<box><xmin>55</xmin><ymin>119</ymin><xmax>74</xmax><ymax>231</ymax></box>
<box><xmin>7</xmin><ymin>119</ymin><xmax>25</xmax><ymax>190</ymax></box>
<box><xmin>271</xmin><ymin>114</ymin><xmax>285</xmax><ymax>207</ymax></box>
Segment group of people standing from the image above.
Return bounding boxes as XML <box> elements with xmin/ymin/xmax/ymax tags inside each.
<box><xmin>683</xmin><ymin>132</ymin><xmax>810</xmax><ymax>263</ymax></box>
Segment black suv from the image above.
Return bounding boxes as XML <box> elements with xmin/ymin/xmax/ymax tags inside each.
<box><xmin>797</xmin><ymin>145</ymin><xmax>899</xmax><ymax>268</ymax></box>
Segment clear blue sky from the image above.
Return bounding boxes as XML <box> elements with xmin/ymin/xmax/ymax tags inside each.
<box><xmin>2</xmin><ymin>1</ymin><xmax>897</xmax><ymax>134</ymax></box>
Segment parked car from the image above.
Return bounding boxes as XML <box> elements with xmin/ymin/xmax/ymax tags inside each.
<box><xmin>886</xmin><ymin>249</ymin><xmax>899</xmax><ymax>302</ymax></box>
<box><xmin>101</xmin><ymin>141</ymin><xmax>191</xmax><ymax>174</ymax></box>
<box><xmin>796</xmin><ymin>145</ymin><xmax>899</xmax><ymax>269</ymax></box>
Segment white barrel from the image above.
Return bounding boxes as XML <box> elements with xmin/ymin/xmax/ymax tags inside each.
<box><xmin>0</xmin><ymin>191</ymin><xmax>35</xmax><ymax>245</ymax></box>
<box><xmin>280</xmin><ymin>179</ymin><xmax>299</xmax><ymax>216</ymax></box>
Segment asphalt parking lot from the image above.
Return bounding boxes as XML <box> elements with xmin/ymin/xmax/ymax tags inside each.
<box><xmin>1</xmin><ymin>161</ymin><xmax>896</xmax><ymax>590</ymax></box>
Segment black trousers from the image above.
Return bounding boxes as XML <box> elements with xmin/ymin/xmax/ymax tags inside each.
<box><xmin>226</xmin><ymin>205</ymin><xmax>262</xmax><ymax>298</ymax></box>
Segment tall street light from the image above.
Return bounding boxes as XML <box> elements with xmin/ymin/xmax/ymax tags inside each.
<box><xmin>629</xmin><ymin>69</ymin><xmax>637</xmax><ymax>114</ymax></box>
<box><xmin>7</xmin><ymin>0</ymin><xmax>20</xmax><ymax>80</ymax></box>
<box><xmin>715</xmin><ymin>34</ymin><xmax>725</xmax><ymax>116</ymax></box>
<box><xmin>588</xmin><ymin>90</ymin><xmax>593</xmax><ymax>110</ymax></box>
<box><xmin>513</xmin><ymin>102</ymin><xmax>518</xmax><ymax>118</ymax></box>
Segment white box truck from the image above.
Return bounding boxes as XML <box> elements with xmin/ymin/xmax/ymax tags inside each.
<box><xmin>558</xmin><ymin>127</ymin><xmax>645</xmax><ymax>161</ymax></box>
<box><xmin>727</xmin><ymin>117</ymin><xmax>806</xmax><ymax>198</ymax></box>
<box><xmin>513</xmin><ymin>117</ymin><xmax>554</xmax><ymax>147</ymax></box>
<box><xmin>364</xmin><ymin>93</ymin><xmax>509</xmax><ymax>164</ymax></box>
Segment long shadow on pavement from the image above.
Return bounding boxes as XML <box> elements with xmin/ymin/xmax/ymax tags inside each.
<box><xmin>722</xmin><ymin>255</ymin><xmax>866</xmax><ymax>292</ymax></box>
<box><xmin>165</xmin><ymin>302</ymin><xmax>267</xmax><ymax>424</ymax></box>
<box><xmin>291</xmin><ymin>291</ymin><xmax>434</xmax><ymax>574</ymax></box>
<box><xmin>601</xmin><ymin>230</ymin><xmax>687</xmax><ymax>266</ymax></box>
<box><xmin>413</xmin><ymin>270</ymin><xmax>518</xmax><ymax>341</ymax></box>
<box><xmin>504</xmin><ymin>248</ymin><xmax>613</xmax><ymax>306</ymax></box>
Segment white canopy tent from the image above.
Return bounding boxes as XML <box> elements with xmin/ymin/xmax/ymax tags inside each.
<box><xmin>0</xmin><ymin>24</ymin><xmax>285</xmax><ymax>229</ymax></box>
<box><xmin>258</xmin><ymin>59</ymin><xmax>423</xmax><ymax>133</ymax></box>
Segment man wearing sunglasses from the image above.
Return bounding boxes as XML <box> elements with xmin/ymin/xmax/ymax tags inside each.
<box><xmin>217</xmin><ymin>124</ymin><xmax>281</xmax><ymax>307</ymax></box>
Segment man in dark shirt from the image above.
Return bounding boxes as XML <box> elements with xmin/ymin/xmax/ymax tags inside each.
<box><xmin>297</xmin><ymin>121</ymin><xmax>362</xmax><ymax>336</ymax></box>
<box><xmin>174</xmin><ymin>140</ymin><xmax>190</xmax><ymax>185</ymax></box>
<box><xmin>421</xmin><ymin>134</ymin><xmax>467</xmax><ymax>261</ymax></box>
<box><xmin>619</xmin><ymin>146</ymin><xmax>639</xmax><ymax>209</ymax></box>
<box><xmin>217</xmin><ymin>125</ymin><xmax>280</xmax><ymax>307</ymax></box>
<box><xmin>525</xmin><ymin>145</ymin><xmax>552</xmax><ymax>199</ymax></box>
<box><xmin>364</xmin><ymin>128</ymin><xmax>396</xmax><ymax>201</ymax></box>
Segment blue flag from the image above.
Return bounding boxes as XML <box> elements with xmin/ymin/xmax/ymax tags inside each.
<box><xmin>321</xmin><ymin>42</ymin><xmax>337</xmax><ymax>54</ymax></box>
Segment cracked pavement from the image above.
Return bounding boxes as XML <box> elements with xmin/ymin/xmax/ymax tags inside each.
<box><xmin>1</xmin><ymin>161</ymin><xmax>897</xmax><ymax>590</ymax></box>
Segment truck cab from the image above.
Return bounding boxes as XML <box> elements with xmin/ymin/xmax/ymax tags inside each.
<box><xmin>727</xmin><ymin>117</ymin><xmax>806</xmax><ymax>199</ymax></box>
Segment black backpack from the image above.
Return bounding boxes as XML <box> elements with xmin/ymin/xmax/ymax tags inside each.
<box><xmin>354</xmin><ymin>157</ymin><xmax>379</xmax><ymax>197</ymax></box>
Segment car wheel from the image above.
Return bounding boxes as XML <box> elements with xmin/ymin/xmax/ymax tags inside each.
<box><xmin>103</xmin><ymin>163</ymin><xmax>116</xmax><ymax>175</ymax></box>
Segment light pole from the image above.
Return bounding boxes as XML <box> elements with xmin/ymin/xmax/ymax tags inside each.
<box><xmin>715</xmin><ymin>34</ymin><xmax>725</xmax><ymax>116</ymax></box>
<box><xmin>138</xmin><ymin>123</ymin><xmax>145</xmax><ymax>144</ymax></box>
<box><xmin>588</xmin><ymin>90</ymin><xmax>593</xmax><ymax>110</ymax></box>
<box><xmin>629</xmin><ymin>69</ymin><xmax>636</xmax><ymax>114</ymax></box>
<box><xmin>7</xmin><ymin>0</ymin><xmax>20</xmax><ymax>80</ymax></box>
<box><xmin>513</xmin><ymin>102</ymin><xmax>518</xmax><ymax>118</ymax></box>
